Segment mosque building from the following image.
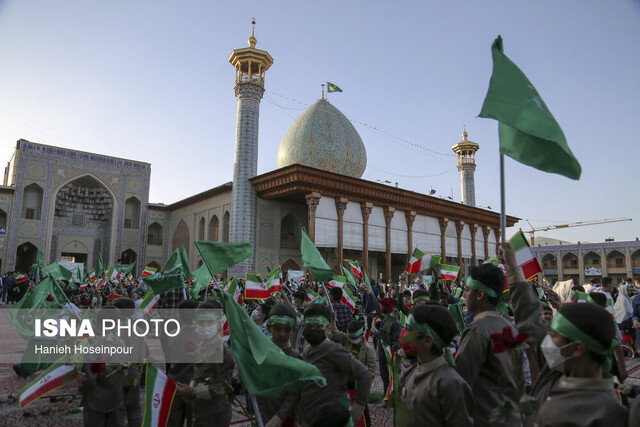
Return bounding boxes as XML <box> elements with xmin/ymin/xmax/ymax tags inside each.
<box><xmin>0</xmin><ymin>28</ymin><xmax>517</xmax><ymax>281</ymax></box>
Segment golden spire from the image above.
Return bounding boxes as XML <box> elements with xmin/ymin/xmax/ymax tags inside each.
<box><xmin>248</xmin><ymin>17</ymin><xmax>257</xmax><ymax>48</ymax></box>
<box><xmin>321</xmin><ymin>83</ymin><xmax>325</xmax><ymax>100</ymax></box>
<box><xmin>462</xmin><ymin>125</ymin><xmax>468</xmax><ymax>141</ymax></box>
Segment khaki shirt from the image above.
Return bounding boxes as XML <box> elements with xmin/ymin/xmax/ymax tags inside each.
<box><xmin>400</xmin><ymin>357</ymin><xmax>474</xmax><ymax>426</ymax></box>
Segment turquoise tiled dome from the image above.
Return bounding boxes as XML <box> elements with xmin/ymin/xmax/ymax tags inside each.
<box><xmin>277</xmin><ymin>99</ymin><xmax>367</xmax><ymax>178</ymax></box>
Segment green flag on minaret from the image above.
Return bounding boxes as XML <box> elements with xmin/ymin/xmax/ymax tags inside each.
<box><xmin>327</xmin><ymin>82</ymin><xmax>342</xmax><ymax>93</ymax></box>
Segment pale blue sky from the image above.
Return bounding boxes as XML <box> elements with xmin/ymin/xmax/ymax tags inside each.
<box><xmin>0</xmin><ymin>0</ymin><xmax>639</xmax><ymax>244</ymax></box>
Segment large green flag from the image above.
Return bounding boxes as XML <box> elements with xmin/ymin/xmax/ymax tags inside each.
<box><xmin>300</xmin><ymin>228</ymin><xmax>337</xmax><ymax>283</ymax></box>
<box><xmin>218</xmin><ymin>290</ymin><xmax>326</xmax><ymax>398</ymax></box>
<box><xmin>340</xmin><ymin>265</ymin><xmax>356</xmax><ymax>287</ymax></box>
<box><xmin>479</xmin><ymin>35</ymin><xmax>581</xmax><ymax>180</ymax></box>
<box><xmin>194</xmin><ymin>241</ymin><xmax>252</xmax><ymax>276</ymax></box>
<box><xmin>179</xmin><ymin>245</ymin><xmax>191</xmax><ymax>279</ymax></box>
<box><xmin>143</xmin><ymin>270</ymin><xmax>184</xmax><ymax>295</ymax></box>
<box><xmin>30</xmin><ymin>250</ymin><xmax>46</xmax><ymax>278</ymax></box>
<box><xmin>40</xmin><ymin>262</ymin><xmax>73</xmax><ymax>282</ymax></box>
<box><xmin>6</xmin><ymin>276</ymin><xmax>70</xmax><ymax>338</ymax></box>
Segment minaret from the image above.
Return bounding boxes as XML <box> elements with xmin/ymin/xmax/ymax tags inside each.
<box><xmin>451</xmin><ymin>128</ymin><xmax>479</xmax><ymax>207</ymax></box>
<box><xmin>228</xmin><ymin>21</ymin><xmax>273</xmax><ymax>274</ymax></box>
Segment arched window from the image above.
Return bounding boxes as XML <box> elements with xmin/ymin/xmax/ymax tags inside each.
<box><xmin>583</xmin><ymin>251</ymin><xmax>601</xmax><ymax>268</ymax></box>
<box><xmin>632</xmin><ymin>250</ymin><xmax>640</xmax><ymax>269</ymax></box>
<box><xmin>21</xmin><ymin>183</ymin><xmax>43</xmax><ymax>220</ymax></box>
<box><xmin>222</xmin><ymin>212</ymin><xmax>230</xmax><ymax>242</ymax></box>
<box><xmin>124</xmin><ymin>197</ymin><xmax>141</xmax><ymax>229</ymax></box>
<box><xmin>606</xmin><ymin>250</ymin><xmax>625</xmax><ymax>269</ymax></box>
<box><xmin>147</xmin><ymin>222</ymin><xmax>163</xmax><ymax>246</ymax></box>
<box><xmin>198</xmin><ymin>217</ymin><xmax>205</xmax><ymax>241</ymax></box>
<box><xmin>209</xmin><ymin>215</ymin><xmax>219</xmax><ymax>241</ymax></box>
<box><xmin>121</xmin><ymin>249</ymin><xmax>137</xmax><ymax>265</ymax></box>
<box><xmin>562</xmin><ymin>252</ymin><xmax>579</xmax><ymax>270</ymax></box>
<box><xmin>0</xmin><ymin>209</ymin><xmax>6</xmax><ymax>227</ymax></box>
<box><xmin>172</xmin><ymin>219</ymin><xmax>190</xmax><ymax>255</ymax></box>
<box><xmin>541</xmin><ymin>254</ymin><xmax>557</xmax><ymax>270</ymax></box>
<box><xmin>280</xmin><ymin>214</ymin><xmax>301</xmax><ymax>249</ymax></box>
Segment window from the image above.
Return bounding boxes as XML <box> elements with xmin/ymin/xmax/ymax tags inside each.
<box><xmin>222</xmin><ymin>212</ymin><xmax>230</xmax><ymax>242</ymax></box>
<box><xmin>198</xmin><ymin>217</ymin><xmax>205</xmax><ymax>241</ymax></box>
<box><xmin>209</xmin><ymin>215</ymin><xmax>219</xmax><ymax>241</ymax></box>
<box><xmin>147</xmin><ymin>222</ymin><xmax>163</xmax><ymax>245</ymax></box>
<box><xmin>0</xmin><ymin>209</ymin><xmax>7</xmax><ymax>227</ymax></box>
<box><xmin>21</xmin><ymin>184</ymin><xmax>43</xmax><ymax>220</ymax></box>
<box><xmin>280</xmin><ymin>214</ymin><xmax>301</xmax><ymax>249</ymax></box>
<box><xmin>124</xmin><ymin>197</ymin><xmax>141</xmax><ymax>229</ymax></box>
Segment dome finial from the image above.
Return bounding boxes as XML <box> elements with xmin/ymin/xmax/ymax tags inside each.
<box><xmin>321</xmin><ymin>83</ymin><xmax>325</xmax><ymax>100</ymax></box>
<box><xmin>248</xmin><ymin>18</ymin><xmax>257</xmax><ymax>48</ymax></box>
<box><xmin>462</xmin><ymin>124</ymin><xmax>468</xmax><ymax>140</ymax></box>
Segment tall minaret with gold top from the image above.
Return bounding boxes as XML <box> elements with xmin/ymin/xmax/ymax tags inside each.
<box><xmin>452</xmin><ymin>129</ymin><xmax>479</xmax><ymax>207</ymax></box>
<box><xmin>228</xmin><ymin>20</ymin><xmax>273</xmax><ymax>274</ymax></box>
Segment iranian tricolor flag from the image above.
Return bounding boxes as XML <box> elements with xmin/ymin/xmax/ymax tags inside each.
<box><xmin>440</xmin><ymin>264</ymin><xmax>461</xmax><ymax>281</ymax></box>
<box><xmin>325</xmin><ymin>276</ymin><xmax>346</xmax><ymax>289</ymax></box>
<box><xmin>106</xmin><ymin>266</ymin><xmax>120</xmax><ymax>280</ymax></box>
<box><xmin>87</xmin><ymin>269</ymin><xmax>97</xmax><ymax>281</ymax></box>
<box><xmin>266</xmin><ymin>267</ymin><xmax>282</xmax><ymax>296</ymax></box>
<box><xmin>140</xmin><ymin>290</ymin><xmax>160</xmax><ymax>315</ymax></box>
<box><xmin>245</xmin><ymin>273</ymin><xmax>270</xmax><ymax>299</ymax></box>
<box><xmin>344</xmin><ymin>259</ymin><xmax>364</xmax><ymax>279</ymax></box>
<box><xmin>405</xmin><ymin>248</ymin><xmax>441</xmax><ymax>274</ymax></box>
<box><xmin>95</xmin><ymin>277</ymin><xmax>107</xmax><ymax>290</ymax></box>
<box><xmin>142</xmin><ymin>266</ymin><xmax>158</xmax><ymax>277</ymax></box>
<box><xmin>341</xmin><ymin>286</ymin><xmax>356</xmax><ymax>313</ymax></box>
<box><xmin>79</xmin><ymin>282</ymin><xmax>90</xmax><ymax>290</ymax></box>
<box><xmin>16</xmin><ymin>274</ymin><xmax>29</xmax><ymax>284</ymax></box>
<box><xmin>18</xmin><ymin>362</ymin><xmax>77</xmax><ymax>409</ymax></box>
<box><xmin>509</xmin><ymin>231</ymin><xmax>542</xmax><ymax>280</ymax></box>
<box><xmin>142</xmin><ymin>364</ymin><xmax>177</xmax><ymax>427</ymax></box>
<box><xmin>307</xmin><ymin>288</ymin><xmax>320</xmax><ymax>303</ymax></box>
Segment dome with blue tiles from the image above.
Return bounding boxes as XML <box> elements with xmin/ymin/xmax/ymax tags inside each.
<box><xmin>277</xmin><ymin>99</ymin><xmax>367</xmax><ymax>178</ymax></box>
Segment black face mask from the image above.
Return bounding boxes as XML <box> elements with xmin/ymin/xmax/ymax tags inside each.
<box><xmin>303</xmin><ymin>327</ymin><xmax>327</xmax><ymax>346</ymax></box>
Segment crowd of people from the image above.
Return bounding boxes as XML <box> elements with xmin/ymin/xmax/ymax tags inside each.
<box><xmin>6</xmin><ymin>241</ymin><xmax>640</xmax><ymax>426</ymax></box>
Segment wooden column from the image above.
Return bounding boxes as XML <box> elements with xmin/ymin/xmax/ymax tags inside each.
<box><xmin>405</xmin><ymin>211</ymin><xmax>416</xmax><ymax>282</ymax></box>
<box><xmin>483</xmin><ymin>226</ymin><xmax>491</xmax><ymax>261</ymax></box>
<box><xmin>361</xmin><ymin>202</ymin><xmax>373</xmax><ymax>275</ymax></box>
<box><xmin>305</xmin><ymin>192</ymin><xmax>321</xmax><ymax>243</ymax></box>
<box><xmin>335</xmin><ymin>197</ymin><xmax>348</xmax><ymax>268</ymax></box>
<box><xmin>383</xmin><ymin>207</ymin><xmax>395</xmax><ymax>283</ymax></box>
<box><xmin>470</xmin><ymin>223</ymin><xmax>478</xmax><ymax>267</ymax></box>
<box><xmin>439</xmin><ymin>218</ymin><xmax>449</xmax><ymax>261</ymax></box>
<box><xmin>455</xmin><ymin>221</ymin><xmax>464</xmax><ymax>268</ymax></box>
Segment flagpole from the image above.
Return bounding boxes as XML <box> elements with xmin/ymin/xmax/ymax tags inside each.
<box><xmin>500</xmin><ymin>153</ymin><xmax>506</xmax><ymax>244</ymax></box>
<box><xmin>321</xmin><ymin>283</ymin><xmax>335</xmax><ymax>312</ymax></box>
<box><xmin>250</xmin><ymin>394</ymin><xmax>264</xmax><ymax>427</ymax></box>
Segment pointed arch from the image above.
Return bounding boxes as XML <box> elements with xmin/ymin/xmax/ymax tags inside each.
<box><xmin>147</xmin><ymin>222</ymin><xmax>163</xmax><ymax>246</ymax></box>
<box><xmin>606</xmin><ymin>250</ymin><xmax>625</xmax><ymax>269</ymax></box>
<box><xmin>280</xmin><ymin>213</ymin><xmax>301</xmax><ymax>249</ymax></box>
<box><xmin>541</xmin><ymin>253</ymin><xmax>557</xmax><ymax>270</ymax></box>
<box><xmin>172</xmin><ymin>219</ymin><xmax>190</xmax><ymax>255</ymax></box>
<box><xmin>561</xmin><ymin>252</ymin><xmax>579</xmax><ymax>270</ymax></box>
<box><xmin>198</xmin><ymin>217</ymin><xmax>206</xmax><ymax>241</ymax></box>
<box><xmin>209</xmin><ymin>215</ymin><xmax>219</xmax><ymax>241</ymax></box>
<box><xmin>22</xmin><ymin>183</ymin><xmax>44</xmax><ymax>220</ymax></box>
<box><xmin>222</xmin><ymin>211</ymin><xmax>230</xmax><ymax>242</ymax></box>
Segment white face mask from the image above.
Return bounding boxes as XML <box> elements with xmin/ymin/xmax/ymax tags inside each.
<box><xmin>540</xmin><ymin>334</ymin><xmax>574</xmax><ymax>372</ymax></box>
<box><xmin>251</xmin><ymin>310</ymin><xmax>261</xmax><ymax>321</ymax></box>
<box><xmin>196</xmin><ymin>325</ymin><xmax>218</xmax><ymax>340</ymax></box>
<box><xmin>349</xmin><ymin>336</ymin><xmax>362</xmax><ymax>345</ymax></box>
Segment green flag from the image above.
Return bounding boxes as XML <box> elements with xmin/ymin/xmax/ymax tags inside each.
<box><xmin>340</xmin><ymin>265</ymin><xmax>356</xmax><ymax>286</ymax></box>
<box><xmin>479</xmin><ymin>35</ymin><xmax>581</xmax><ymax>180</ymax></box>
<box><xmin>40</xmin><ymin>262</ymin><xmax>73</xmax><ymax>282</ymax></box>
<box><xmin>144</xmin><ymin>248</ymin><xmax>188</xmax><ymax>295</ymax></box>
<box><xmin>115</xmin><ymin>262</ymin><xmax>136</xmax><ymax>276</ymax></box>
<box><xmin>190</xmin><ymin>264</ymin><xmax>212</xmax><ymax>299</ymax></box>
<box><xmin>300</xmin><ymin>228</ymin><xmax>337</xmax><ymax>283</ymax></box>
<box><xmin>218</xmin><ymin>290</ymin><xmax>326</xmax><ymax>398</ymax></box>
<box><xmin>30</xmin><ymin>250</ymin><xmax>46</xmax><ymax>278</ymax></box>
<box><xmin>194</xmin><ymin>241</ymin><xmax>252</xmax><ymax>276</ymax></box>
<box><xmin>326</xmin><ymin>82</ymin><xmax>342</xmax><ymax>93</ymax></box>
<box><xmin>179</xmin><ymin>245</ymin><xmax>191</xmax><ymax>279</ymax></box>
<box><xmin>6</xmin><ymin>276</ymin><xmax>70</xmax><ymax>338</ymax></box>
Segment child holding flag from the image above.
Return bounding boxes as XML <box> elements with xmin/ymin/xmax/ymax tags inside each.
<box><xmin>399</xmin><ymin>303</ymin><xmax>474</xmax><ymax>425</ymax></box>
<box><xmin>296</xmin><ymin>303</ymin><xmax>372</xmax><ymax>426</ymax></box>
<box><xmin>175</xmin><ymin>303</ymin><xmax>235</xmax><ymax>427</ymax></box>
<box><xmin>256</xmin><ymin>304</ymin><xmax>302</xmax><ymax>427</ymax></box>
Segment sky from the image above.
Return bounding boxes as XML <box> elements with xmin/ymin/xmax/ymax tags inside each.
<box><xmin>0</xmin><ymin>0</ymin><xmax>639</xmax><ymax>245</ymax></box>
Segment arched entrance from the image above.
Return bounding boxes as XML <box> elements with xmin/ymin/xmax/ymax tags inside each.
<box><xmin>52</xmin><ymin>176</ymin><xmax>114</xmax><ymax>269</ymax></box>
<box><xmin>15</xmin><ymin>242</ymin><xmax>38</xmax><ymax>274</ymax></box>
<box><xmin>121</xmin><ymin>249</ymin><xmax>137</xmax><ymax>266</ymax></box>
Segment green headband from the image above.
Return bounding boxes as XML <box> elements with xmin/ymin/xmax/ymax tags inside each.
<box><xmin>304</xmin><ymin>315</ymin><xmax>330</xmax><ymax>326</ymax></box>
<box><xmin>196</xmin><ymin>312</ymin><xmax>221</xmax><ymax>322</ymax></box>
<box><xmin>406</xmin><ymin>314</ymin><xmax>456</xmax><ymax>367</ymax></box>
<box><xmin>348</xmin><ymin>327</ymin><xmax>364</xmax><ymax>338</ymax></box>
<box><xmin>551</xmin><ymin>312</ymin><xmax>619</xmax><ymax>374</ymax></box>
<box><xmin>465</xmin><ymin>277</ymin><xmax>499</xmax><ymax>298</ymax></box>
<box><xmin>413</xmin><ymin>296</ymin><xmax>430</xmax><ymax>302</ymax></box>
<box><xmin>268</xmin><ymin>315</ymin><xmax>296</xmax><ymax>327</ymax></box>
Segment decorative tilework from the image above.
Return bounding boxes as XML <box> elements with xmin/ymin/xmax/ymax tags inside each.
<box><xmin>277</xmin><ymin>99</ymin><xmax>367</xmax><ymax>178</ymax></box>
